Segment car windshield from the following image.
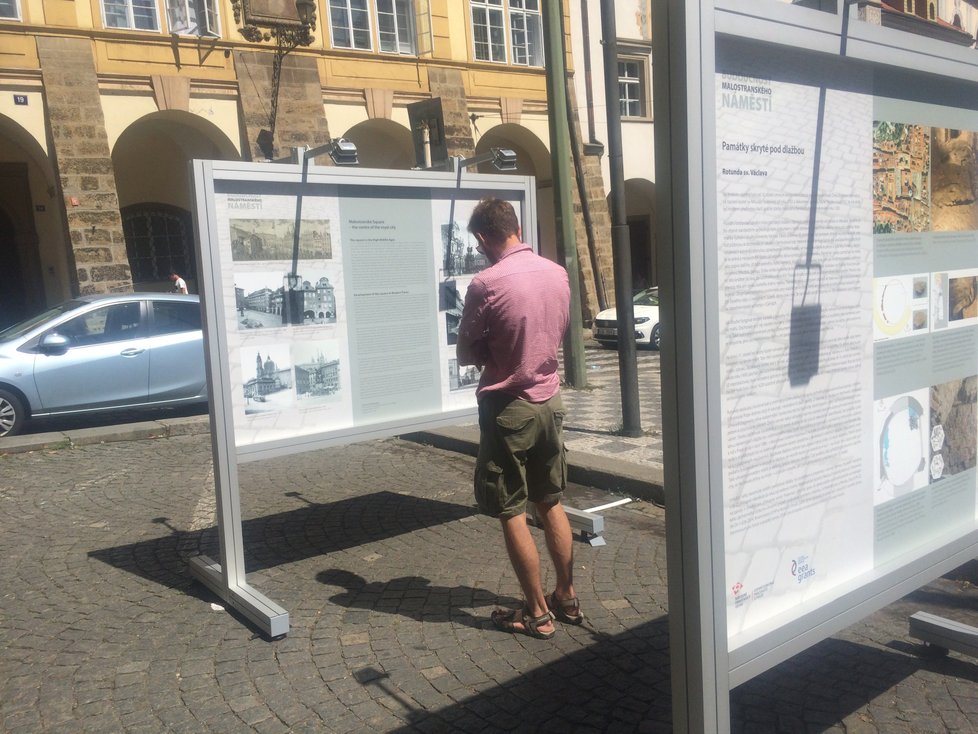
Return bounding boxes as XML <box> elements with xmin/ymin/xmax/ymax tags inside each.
<box><xmin>633</xmin><ymin>288</ymin><xmax>658</xmax><ymax>307</ymax></box>
<box><xmin>0</xmin><ymin>301</ymin><xmax>86</xmax><ymax>343</ymax></box>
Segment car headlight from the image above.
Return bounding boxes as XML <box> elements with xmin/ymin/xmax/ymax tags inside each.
<box><xmin>634</xmin><ymin>317</ymin><xmax>650</xmax><ymax>324</ymax></box>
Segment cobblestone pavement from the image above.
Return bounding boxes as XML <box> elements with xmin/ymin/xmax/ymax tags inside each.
<box><xmin>2</xmin><ymin>432</ymin><xmax>978</xmax><ymax>733</ymax></box>
<box><xmin>559</xmin><ymin>344</ymin><xmax>663</xmax><ymax>475</ymax></box>
<box><xmin>405</xmin><ymin>340</ymin><xmax>665</xmax><ymax>475</ymax></box>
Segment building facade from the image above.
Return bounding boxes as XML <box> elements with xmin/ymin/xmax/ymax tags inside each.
<box><xmin>569</xmin><ymin>0</ymin><xmax>656</xmax><ymax>296</ymax></box>
<box><xmin>0</xmin><ymin>0</ymin><xmax>637</xmax><ymax>329</ymax></box>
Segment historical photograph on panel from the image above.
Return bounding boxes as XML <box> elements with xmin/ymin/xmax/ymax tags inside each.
<box><xmin>445</xmin><ymin>307</ymin><xmax>462</xmax><ymax>346</ymax></box>
<box><xmin>292</xmin><ymin>340</ymin><xmax>342</xmax><ymax>406</ymax></box>
<box><xmin>929</xmin><ymin>376</ymin><xmax>978</xmax><ymax>481</ymax></box>
<box><xmin>229</xmin><ymin>218</ymin><xmax>332</xmax><ymax>261</ymax></box>
<box><xmin>241</xmin><ymin>344</ymin><xmax>294</xmax><ymax>415</ymax></box>
<box><xmin>948</xmin><ymin>271</ymin><xmax>978</xmax><ymax>323</ymax></box>
<box><xmin>448</xmin><ymin>358</ymin><xmax>480</xmax><ymax>391</ymax></box>
<box><xmin>873</xmin><ymin>389</ymin><xmax>930</xmax><ymax>506</ymax></box>
<box><xmin>872</xmin><ymin>121</ymin><xmax>931</xmax><ymax>233</ymax></box>
<box><xmin>439</xmin><ymin>279</ymin><xmax>459</xmax><ymax>312</ymax></box>
<box><xmin>930</xmin><ymin>127</ymin><xmax>978</xmax><ymax>232</ymax></box>
<box><xmin>440</xmin><ymin>219</ymin><xmax>490</xmax><ymax>277</ymax></box>
<box><xmin>234</xmin><ymin>269</ymin><xmax>339</xmax><ymax>329</ymax></box>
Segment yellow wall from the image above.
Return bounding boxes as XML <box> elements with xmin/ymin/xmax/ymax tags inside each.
<box><xmin>189</xmin><ymin>97</ymin><xmax>244</xmax><ymax>157</ymax></box>
<box><xmin>0</xmin><ymin>32</ymin><xmax>38</xmax><ymax>68</ymax></box>
<box><xmin>0</xmin><ymin>91</ymin><xmax>47</xmax><ymax>154</ymax></box>
<box><xmin>102</xmin><ymin>95</ymin><xmax>158</xmax><ymax>151</ymax></box>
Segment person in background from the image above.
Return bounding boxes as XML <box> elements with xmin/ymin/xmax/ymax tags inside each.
<box><xmin>169</xmin><ymin>271</ymin><xmax>189</xmax><ymax>295</ymax></box>
<box><xmin>456</xmin><ymin>197</ymin><xmax>583</xmax><ymax>640</ymax></box>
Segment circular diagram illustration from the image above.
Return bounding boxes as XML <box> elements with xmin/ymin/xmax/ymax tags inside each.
<box><xmin>879</xmin><ymin>395</ymin><xmax>927</xmax><ymax>494</ymax></box>
<box><xmin>874</xmin><ymin>278</ymin><xmax>911</xmax><ymax>336</ymax></box>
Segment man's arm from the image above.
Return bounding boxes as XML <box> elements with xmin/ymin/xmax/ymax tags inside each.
<box><xmin>456</xmin><ymin>280</ymin><xmax>489</xmax><ymax>368</ymax></box>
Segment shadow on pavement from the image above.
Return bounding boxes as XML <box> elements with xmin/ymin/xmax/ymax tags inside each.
<box><xmin>368</xmin><ymin>629</ymin><xmax>936</xmax><ymax>733</ymax></box>
<box><xmin>89</xmin><ymin>491</ymin><xmax>477</xmax><ymax>591</ymax></box>
<box><xmin>88</xmin><ymin>485</ymin><xmax>963</xmax><ymax>732</ymax></box>
<box><xmin>318</xmin><ymin>569</ymin><xmax>520</xmax><ymax>630</ymax></box>
<box><xmin>384</xmin><ymin>615</ymin><xmax>676</xmax><ymax>732</ymax></box>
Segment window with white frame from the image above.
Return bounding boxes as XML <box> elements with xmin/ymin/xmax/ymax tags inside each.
<box><xmin>471</xmin><ymin>0</ymin><xmax>507</xmax><ymax>63</ymax></box>
<box><xmin>329</xmin><ymin>0</ymin><xmax>374</xmax><ymax>50</ymax></box>
<box><xmin>508</xmin><ymin>0</ymin><xmax>542</xmax><ymax>66</ymax></box>
<box><xmin>376</xmin><ymin>0</ymin><xmax>416</xmax><ymax>54</ymax></box>
<box><xmin>471</xmin><ymin>0</ymin><xmax>542</xmax><ymax>67</ymax></box>
<box><xmin>166</xmin><ymin>0</ymin><xmax>219</xmax><ymax>36</ymax></box>
<box><xmin>328</xmin><ymin>0</ymin><xmax>418</xmax><ymax>54</ymax></box>
<box><xmin>0</xmin><ymin>0</ymin><xmax>20</xmax><ymax>20</ymax></box>
<box><xmin>103</xmin><ymin>0</ymin><xmax>160</xmax><ymax>30</ymax></box>
<box><xmin>618</xmin><ymin>58</ymin><xmax>647</xmax><ymax>118</ymax></box>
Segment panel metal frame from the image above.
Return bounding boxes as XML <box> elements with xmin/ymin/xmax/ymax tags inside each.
<box><xmin>189</xmin><ymin>159</ymin><xmax>537</xmax><ymax>637</ymax></box>
<box><xmin>656</xmin><ymin>1</ymin><xmax>978</xmax><ymax>731</ymax></box>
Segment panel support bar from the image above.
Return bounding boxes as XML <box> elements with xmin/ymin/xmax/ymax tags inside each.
<box><xmin>909</xmin><ymin>611</ymin><xmax>978</xmax><ymax>660</ymax></box>
<box><xmin>190</xmin><ymin>554</ymin><xmax>290</xmax><ymax>638</ymax></box>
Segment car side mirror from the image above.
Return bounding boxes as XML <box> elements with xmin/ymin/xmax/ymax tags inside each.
<box><xmin>39</xmin><ymin>333</ymin><xmax>71</xmax><ymax>354</ymax></box>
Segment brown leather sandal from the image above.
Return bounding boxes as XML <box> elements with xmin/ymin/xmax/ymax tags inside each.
<box><xmin>491</xmin><ymin>606</ymin><xmax>556</xmax><ymax>639</ymax></box>
<box><xmin>548</xmin><ymin>592</ymin><xmax>585</xmax><ymax>625</ymax></box>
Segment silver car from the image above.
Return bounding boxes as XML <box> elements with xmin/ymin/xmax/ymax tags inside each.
<box><xmin>0</xmin><ymin>293</ymin><xmax>207</xmax><ymax>437</ymax></box>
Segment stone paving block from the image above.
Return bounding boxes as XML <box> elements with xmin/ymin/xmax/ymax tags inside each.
<box><xmin>3</xmin><ymin>416</ymin><xmax>978</xmax><ymax>733</ymax></box>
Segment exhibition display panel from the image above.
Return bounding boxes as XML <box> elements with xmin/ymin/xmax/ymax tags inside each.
<box><xmin>656</xmin><ymin>2</ymin><xmax>978</xmax><ymax>731</ymax></box>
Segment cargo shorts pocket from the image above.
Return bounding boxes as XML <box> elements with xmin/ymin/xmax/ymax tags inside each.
<box><xmin>474</xmin><ymin>462</ymin><xmax>507</xmax><ymax>517</ymax></box>
<box><xmin>496</xmin><ymin>405</ymin><xmax>536</xmax><ymax>455</ymax></box>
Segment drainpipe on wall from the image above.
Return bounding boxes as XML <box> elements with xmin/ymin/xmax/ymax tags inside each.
<box><xmin>564</xmin><ymin>73</ymin><xmax>609</xmax><ymax>312</ymax></box>
<box><xmin>573</xmin><ymin>0</ymin><xmax>608</xmax><ymax>311</ymax></box>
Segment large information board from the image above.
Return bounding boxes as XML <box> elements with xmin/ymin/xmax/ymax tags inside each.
<box><xmin>189</xmin><ymin>161</ymin><xmax>537</xmax><ymax>635</ymax></box>
<box><xmin>718</xmin><ymin>63</ymin><xmax>978</xmax><ymax>655</ymax></box>
<box><xmin>655</xmin><ymin>2</ymin><xmax>978</xmax><ymax>731</ymax></box>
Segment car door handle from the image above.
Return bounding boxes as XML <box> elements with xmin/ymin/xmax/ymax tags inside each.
<box><xmin>120</xmin><ymin>348</ymin><xmax>145</xmax><ymax>357</ymax></box>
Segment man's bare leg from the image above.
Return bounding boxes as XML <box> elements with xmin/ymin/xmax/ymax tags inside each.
<box><xmin>498</xmin><ymin>513</ymin><xmax>555</xmax><ymax>634</ymax></box>
<box><xmin>534</xmin><ymin>500</ymin><xmax>576</xmax><ymax>603</ymax></box>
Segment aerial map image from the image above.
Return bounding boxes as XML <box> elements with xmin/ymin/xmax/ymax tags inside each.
<box><xmin>873</xmin><ymin>121</ymin><xmax>931</xmax><ymax>233</ymax></box>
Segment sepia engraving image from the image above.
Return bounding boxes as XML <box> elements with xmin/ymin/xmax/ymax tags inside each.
<box><xmin>230</xmin><ymin>218</ymin><xmax>332</xmax><ymax>261</ymax></box>
<box><xmin>930</xmin><ymin>127</ymin><xmax>978</xmax><ymax>232</ymax></box>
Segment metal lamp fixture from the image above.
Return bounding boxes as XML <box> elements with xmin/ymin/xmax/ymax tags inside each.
<box><xmin>326</xmin><ymin>138</ymin><xmax>359</xmax><ymax>166</ymax></box>
<box><xmin>454</xmin><ymin>147</ymin><xmax>519</xmax><ymax>172</ymax></box>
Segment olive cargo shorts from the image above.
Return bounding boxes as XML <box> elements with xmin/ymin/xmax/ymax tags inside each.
<box><xmin>474</xmin><ymin>391</ymin><xmax>567</xmax><ymax>518</ymax></box>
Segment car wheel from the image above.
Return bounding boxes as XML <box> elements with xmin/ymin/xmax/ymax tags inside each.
<box><xmin>651</xmin><ymin>324</ymin><xmax>661</xmax><ymax>350</ymax></box>
<box><xmin>0</xmin><ymin>389</ymin><xmax>26</xmax><ymax>437</ymax></box>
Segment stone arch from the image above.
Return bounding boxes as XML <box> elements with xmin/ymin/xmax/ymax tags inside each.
<box><xmin>470</xmin><ymin>123</ymin><xmax>556</xmax><ymax>259</ymax></box>
<box><xmin>612</xmin><ymin>178</ymin><xmax>658</xmax><ymax>289</ymax></box>
<box><xmin>0</xmin><ymin>114</ymin><xmax>63</xmax><ymax>319</ymax></box>
<box><xmin>111</xmin><ymin>111</ymin><xmax>240</xmax><ymax>291</ymax></box>
<box><xmin>112</xmin><ymin>110</ymin><xmax>240</xmax><ymax>211</ymax></box>
<box><xmin>340</xmin><ymin>118</ymin><xmax>415</xmax><ymax>169</ymax></box>
<box><xmin>472</xmin><ymin>122</ymin><xmax>552</xmax><ymax>180</ymax></box>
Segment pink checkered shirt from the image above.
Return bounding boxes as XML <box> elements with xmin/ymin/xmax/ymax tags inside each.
<box><xmin>457</xmin><ymin>243</ymin><xmax>570</xmax><ymax>402</ymax></box>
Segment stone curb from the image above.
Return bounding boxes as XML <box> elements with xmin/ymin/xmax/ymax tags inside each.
<box><xmin>399</xmin><ymin>426</ymin><xmax>665</xmax><ymax>505</ymax></box>
<box><xmin>0</xmin><ymin>415</ymin><xmax>211</xmax><ymax>455</ymax></box>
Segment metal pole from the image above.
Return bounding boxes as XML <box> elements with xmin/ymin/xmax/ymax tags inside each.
<box><xmin>600</xmin><ymin>0</ymin><xmax>642</xmax><ymax>436</ymax></box>
<box><xmin>654</xmin><ymin>0</ymin><xmax>727</xmax><ymax>730</ymax></box>
<box><xmin>543</xmin><ymin>0</ymin><xmax>587</xmax><ymax>388</ymax></box>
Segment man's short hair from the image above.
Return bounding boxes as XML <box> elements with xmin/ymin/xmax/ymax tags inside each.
<box><xmin>468</xmin><ymin>197</ymin><xmax>519</xmax><ymax>244</ymax></box>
